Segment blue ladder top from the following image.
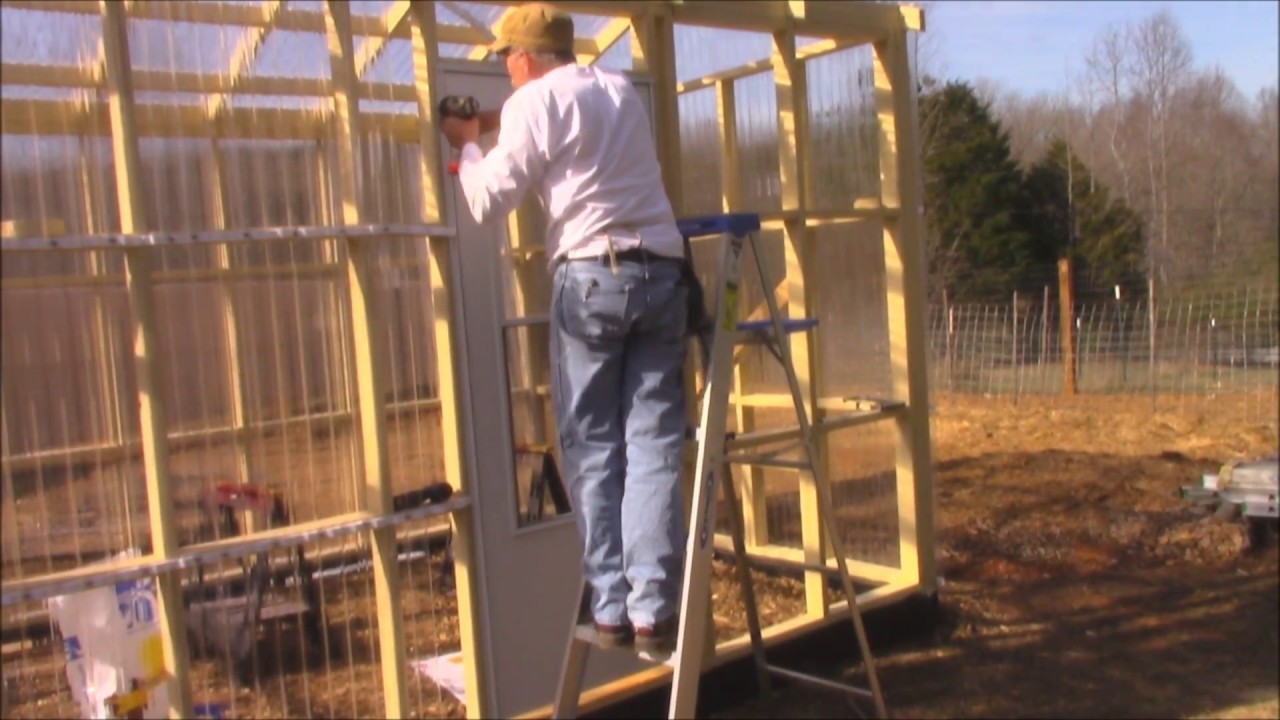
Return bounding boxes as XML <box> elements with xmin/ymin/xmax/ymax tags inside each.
<box><xmin>677</xmin><ymin>213</ymin><xmax>761</xmax><ymax>240</ymax></box>
<box><xmin>737</xmin><ymin>317</ymin><xmax>819</xmax><ymax>334</ymax></box>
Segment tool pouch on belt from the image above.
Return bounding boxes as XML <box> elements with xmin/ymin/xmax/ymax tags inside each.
<box><xmin>680</xmin><ymin>234</ymin><xmax>713</xmax><ymax>339</ymax></box>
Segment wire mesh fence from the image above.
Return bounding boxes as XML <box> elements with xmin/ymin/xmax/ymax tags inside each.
<box><xmin>927</xmin><ymin>284</ymin><xmax>1279</xmax><ymax>424</ymax></box>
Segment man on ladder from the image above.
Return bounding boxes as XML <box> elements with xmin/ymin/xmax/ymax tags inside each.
<box><xmin>441</xmin><ymin>2</ymin><xmax>690</xmax><ymax>657</ymax></box>
<box><xmin>440</xmin><ymin>4</ymin><xmax>887</xmax><ymax>718</ymax></box>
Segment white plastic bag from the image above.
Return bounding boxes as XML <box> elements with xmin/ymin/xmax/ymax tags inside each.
<box><xmin>47</xmin><ymin>551</ymin><xmax>170</xmax><ymax>719</ymax></box>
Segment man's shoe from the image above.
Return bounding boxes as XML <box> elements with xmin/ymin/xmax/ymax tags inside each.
<box><xmin>634</xmin><ymin>614</ymin><xmax>677</xmax><ymax>655</ymax></box>
<box><xmin>593</xmin><ymin>621</ymin><xmax>633</xmax><ymax>649</ymax></box>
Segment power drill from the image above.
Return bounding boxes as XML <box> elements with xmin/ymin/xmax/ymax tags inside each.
<box><xmin>437</xmin><ymin>95</ymin><xmax>479</xmax><ymax>121</ymax></box>
<box><xmin>438</xmin><ymin>95</ymin><xmax>479</xmax><ymax>176</ymax></box>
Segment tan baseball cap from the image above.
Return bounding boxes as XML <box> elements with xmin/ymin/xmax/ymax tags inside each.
<box><xmin>489</xmin><ymin>3</ymin><xmax>575</xmax><ymax>56</ymax></box>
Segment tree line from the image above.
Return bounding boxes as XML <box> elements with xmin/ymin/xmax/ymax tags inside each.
<box><xmin>917</xmin><ymin>7</ymin><xmax>1278</xmax><ymax>302</ymax></box>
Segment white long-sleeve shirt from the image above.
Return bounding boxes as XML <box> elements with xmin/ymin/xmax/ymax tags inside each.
<box><xmin>457</xmin><ymin>63</ymin><xmax>684</xmax><ymax>263</ymax></box>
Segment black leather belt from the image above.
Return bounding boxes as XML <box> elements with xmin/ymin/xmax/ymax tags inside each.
<box><xmin>560</xmin><ymin>248</ymin><xmax>682</xmax><ymax>266</ymax></box>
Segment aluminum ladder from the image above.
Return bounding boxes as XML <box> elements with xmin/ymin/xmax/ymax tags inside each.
<box><xmin>551</xmin><ymin>213</ymin><xmax>887</xmax><ymax>719</ymax></box>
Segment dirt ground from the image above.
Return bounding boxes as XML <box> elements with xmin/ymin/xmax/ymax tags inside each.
<box><xmin>716</xmin><ymin>392</ymin><xmax>1280</xmax><ymax>720</ymax></box>
<box><xmin>4</xmin><ymin>392</ymin><xmax>1277</xmax><ymax>719</ymax></box>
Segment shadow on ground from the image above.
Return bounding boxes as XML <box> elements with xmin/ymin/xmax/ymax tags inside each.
<box><xmin>712</xmin><ymin>448</ymin><xmax>1280</xmax><ymax>719</ymax></box>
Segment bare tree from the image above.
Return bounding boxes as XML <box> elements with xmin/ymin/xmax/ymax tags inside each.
<box><xmin>1085</xmin><ymin>24</ymin><xmax>1138</xmax><ymax>215</ymax></box>
<box><xmin>1128</xmin><ymin>8</ymin><xmax>1193</xmax><ymax>284</ymax></box>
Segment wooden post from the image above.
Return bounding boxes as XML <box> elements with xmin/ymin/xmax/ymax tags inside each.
<box><xmin>630</xmin><ymin>6</ymin><xmax>682</xmax><ymax>213</ymax></box>
<box><xmin>773</xmin><ymin>24</ymin><xmax>830</xmax><ymax>617</ymax></box>
<box><xmin>1058</xmin><ymin>258</ymin><xmax>1077</xmax><ymax>396</ymax></box>
<box><xmin>1148</xmin><ymin>277</ymin><xmax>1157</xmax><ymax>410</ymax></box>
<box><xmin>1041</xmin><ymin>284</ymin><xmax>1050</xmax><ymax>393</ymax></box>
<box><xmin>203</xmin><ymin>146</ymin><xmax>253</xmax><ymax>488</ymax></box>
<box><xmin>874</xmin><ymin>25</ymin><xmax>936</xmax><ymax>593</ymax></box>
<box><xmin>406</xmin><ymin>3</ymin><xmax>490</xmax><ymax>717</ymax></box>
<box><xmin>717</xmin><ymin>78</ymin><xmax>768</xmax><ymax>550</ymax></box>
<box><xmin>99</xmin><ymin>2</ymin><xmax>193</xmax><ymax>716</ymax></box>
<box><xmin>324</xmin><ymin>3</ymin><xmax>408</xmax><ymax>716</ymax></box>
<box><xmin>1012</xmin><ymin>290</ymin><xmax>1019</xmax><ymax>403</ymax></box>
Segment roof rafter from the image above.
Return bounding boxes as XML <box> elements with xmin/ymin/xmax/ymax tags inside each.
<box><xmin>354</xmin><ymin>0</ymin><xmax>411</xmax><ymax>80</ymax></box>
<box><xmin>588</xmin><ymin>17</ymin><xmax>631</xmax><ymax>66</ymax></box>
<box><xmin>207</xmin><ymin>0</ymin><xmax>287</xmax><ymax>120</ymax></box>
<box><xmin>467</xmin><ymin>6</ymin><xmax>514</xmax><ymax>61</ymax></box>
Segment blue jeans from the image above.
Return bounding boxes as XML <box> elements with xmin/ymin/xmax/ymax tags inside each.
<box><xmin>551</xmin><ymin>256</ymin><xmax>688</xmax><ymax>628</ymax></box>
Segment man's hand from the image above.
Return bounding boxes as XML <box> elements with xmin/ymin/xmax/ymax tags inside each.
<box><xmin>442</xmin><ymin>115</ymin><xmax>480</xmax><ymax>150</ymax></box>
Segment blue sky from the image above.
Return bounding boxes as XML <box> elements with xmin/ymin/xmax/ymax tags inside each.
<box><xmin>925</xmin><ymin>1</ymin><xmax>1280</xmax><ymax>101</ymax></box>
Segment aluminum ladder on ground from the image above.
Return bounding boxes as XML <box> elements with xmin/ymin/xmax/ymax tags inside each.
<box><xmin>551</xmin><ymin>213</ymin><xmax>887</xmax><ymax>719</ymax></box>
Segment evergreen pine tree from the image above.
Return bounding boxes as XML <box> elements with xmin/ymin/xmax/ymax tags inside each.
<box><xmin>1025</xmin><ymin>138</ymin><xmax>1146</xmax><ymax>292</ymax></box>
<box><xmin>920</xmin><ymin>82</ymin><xmax>1049</xmax><ymax>299</ymax></box>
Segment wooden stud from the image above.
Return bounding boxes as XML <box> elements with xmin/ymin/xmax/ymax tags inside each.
<box><xmin>468</xmin><ymin>6</ymin><xmax>512</xmax><ymax>61</ymax></box>
<box><xmin>406</xmin><ymin>3</ymin><xmax>493</xmax><ymax>716</ymax></box>
<box><xmin>323</xmin><ymin>3</ymin><xmax>409</xmax><ymax>716</ymax></box>
<box><xmin>202</xmin><ymin>145</ymin><xmax>253</xmax><ymax>488</ymax></box>
<box><xmin>99</xmin><ymin>2</ymin><xmax>194</xmax><ymax>716</ymax></box>
<box><xmin>715</xmin><ymin>78</ymin><xmax>768</xmax><ymax>550</ymax></box>
<box><xmin>630</xmin><ymin>6</ymin><xmax>682</xmax><ymax>212</ymax></box>
<box><xmin>590</xmin><ymin>17</ymin><xmax>632</xmax><ymax>65</ymax></box>
<box><xmin>874</xmin><ymin>26</ymin><xmax>936</xmax><ymax>593</ymax></box>
<box><xmin>206</xmin><ymin>0</ymin><xmax>286</xmax><ymax>121</ymax></box>
<box><xmin>772</xmin><ymin>25</ymin><xmax>829</xmax><ymax>618</ymax></box>
<box><xmin>356</xmin><ymin>0</ymin><xmax>412</xmax><ymax>79</ymax></box>
<box><xmin>1059</xmin><ymin>258</ymin><xmax>1078</xmax><ymax>395</ymax></box>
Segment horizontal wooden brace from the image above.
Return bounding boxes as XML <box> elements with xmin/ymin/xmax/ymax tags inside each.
<box><xmin>724</xmin><ymin>406</ymin><xmax>902</xmax><ymax>452</ymax></box>
<box><xmin>2</xmin><ymin>98</ymin><xmax>406</xmax><ymax>140</ymax></box>
<box><xmin>1</xmin><ymin>1</ymin><xmax>602</xmax><ymax>54</ymax></box>
<box><xmin>1</xmin><ymin>494</ymin><xmax>471</xmax><ymax>606</ymax></box>
<box><xmin>711</xmin><ymin>534</ymin><xmax>904</xmax><ymax>585</ymax></box>
<box><xmin>725</xmin><ymin>453</ymin><xmax>808</xmax><ymax>470</ymax></box>
<box><xmin>675</xmin><ymin>39</ymin><xmax>856</xmax><ymax>95</ymax></box>
<box><xmin>0</xmin><ymin>397</ymin><xmax>444</xmax><ymax>475</ymax></box>
<box><xmin>512</xmin><ymin>576</ymin><xmax>920</xmax><ymax>719</ymax></box>
<box><xmin>1</xmin><ymin>521</ymin><xmax>453</xmax><ymax>642</ymax></box>
<box><xmin>1</xmin><ymin>223</ymin><xmax>451</xmax><ymax>251</ymax></box>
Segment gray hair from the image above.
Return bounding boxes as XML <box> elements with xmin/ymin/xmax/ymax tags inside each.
<box><xmin>514</xmin><ymin>48</ymin><xmax>576</xmax><ymax>69</ymax></box>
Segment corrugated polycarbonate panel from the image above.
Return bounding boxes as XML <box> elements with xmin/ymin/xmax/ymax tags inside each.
<box><xmin>733</xmin><ymin>71</ymin><xmax>783</xmax><ymax>213</ymax></box>
<box><xmin>0</xmin><ymin>85</ymin><xmax>88</xmax><ymax>101</ymax></box>
<box><xmin>806</xmin><ymin>45</ymin><xmax>880</xmax><ymax>211</ymax></box>
<box><xmin>594</xmin><ymin>30</ymin><xmax>633</xmax><ymax>72</ymax></box>
<box><xmin>364</xmin><ymin>38</ymin><xmax>414</xmax><ymax>84</ymax></box>
<box><xmin>673</xmin><ymin>24</ymin><xmax>772</xmax><ymax>85</ymax></box>
<box><xmin>815</xmin><ymin>223</ymin><xmax>893</xmax><ymax>398</ymax></box>
<box><xmin>0</xmin><ymin>7</ymin><xmax>100</xmax><ymax>66</ymax></box>
<box><xmin>251</xmin><ymin>28</ymin><xmax>332</xmax><ymax>79</ymax></box>
<box><xmin>677</xmin><ymin>87</ymin><xmax>722</xmax><ymax>217</ymax></box>
<box><xmin>127</xmin><ymin>18</ymin><xmax>249</xmax><ymax>75</ymax></box>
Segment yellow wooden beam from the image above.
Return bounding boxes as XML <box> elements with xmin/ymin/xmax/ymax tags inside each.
<box><xmin>669</xmin><ymin>0</ymin><xmax>907</xmax><ymax>42</ymax></box>
<box><xmin>2</xmin><ymin>0</ymin><xmax>531</xmax><ymax>46</ymax></box>
<box><xmin>323</xmin><ymin>3</ymin><xmax>409</xmax><ymax>716</ymax></box>
<box><xmin>406</xmin><ymin>4</ymin><xmax>494</xmax><ymax>714</ymax></box>
<box><xmin>468</xmin><ymin>5</ymin><xmax>513</xmax><ymax>60</ymax></box>
<box><xmin>901</xmin><ymin>3</ymin><xmax>926</xmax><ymax>32</ymax></box>
<box><xmin>590</xmin><ymin>16</ymin><xmax>632</xmax><ymax>64</ymax></box>
<box><xmin>1</xmin><ymin>97</ymin><xmax>427</xmax><ymax>141</ymax></box>
<box><xmin>671</xmin><ymin>39</ymin><xmax>858</xmax><ymax>96</ymax></box>
<box><xmin>98</xmin><ymin>2</ymin><xmax>193</xmax><ymax>715</ymax></box>
<box><xmin>772</xmin><ymin>25</ymin><xmax>829</xmax><ymax>618</ymax></box>
<box><xmin>355</xmin><ymin>0</ymin><xmax>411</xmax><ymax>79</ymax></box>
<box><xmin>205</xmin><ymin>0</ymin><xmax>286</xmax><ymax>120</ymax></box>
<box><xmin>630</xmin><ymin>6</ymin><xmax>681</xmax><ymax>212</ymax></box>
<box><xmin>873</xmin><ymin>28</ymin><xmax>936</xmax><ymax>594</ymax></box>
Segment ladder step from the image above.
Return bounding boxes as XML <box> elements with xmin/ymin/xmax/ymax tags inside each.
<box><xmin>735</xmin><ymin>317</ymin><xmax>818</xmax><ymax>336</ymax></box>
<box><xmin>766</xmin><ymin>664</ymin><xmax>874</xmax><ymax>698</ymax></box>
<box><xmin>725</xmin><ymin>455</ymin><xmax>810</xmax><ymax>470</ymax></box>
<box><xmin>571</xmin><ymin>624</ymin><xmax>677</xmax><ymax>667</ymax></box>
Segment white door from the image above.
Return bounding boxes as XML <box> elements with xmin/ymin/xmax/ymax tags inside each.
<box><xmin>437</xmin><ymin>59</ymin><xmax>657</xmax><ymax>717</ymax></box>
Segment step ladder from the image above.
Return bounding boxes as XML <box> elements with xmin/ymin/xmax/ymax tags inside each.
<box><xmin>552</xmin><ymin>213</ymin><xmax>887</xmax><ymax>719</ymax></box>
